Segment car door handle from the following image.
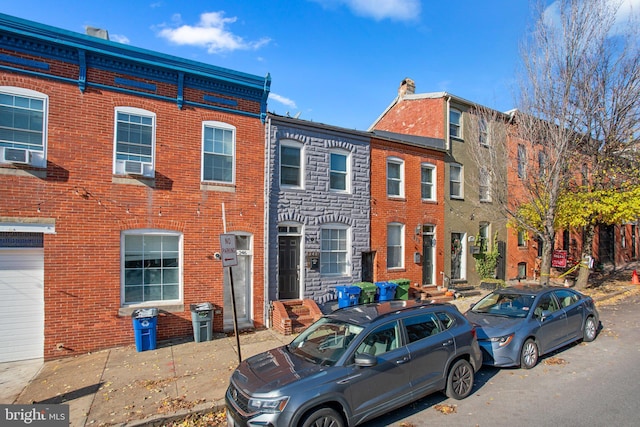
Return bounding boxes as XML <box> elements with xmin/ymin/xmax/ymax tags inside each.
<box><xmin>443</xmin><ymin>339</ymin><xmax>454</xmax><ymax>347</ymax></box>
<box><xmin>395</xmin><ymin>356</ymin><xmax>410</xmax><ymax>365</ymax></box>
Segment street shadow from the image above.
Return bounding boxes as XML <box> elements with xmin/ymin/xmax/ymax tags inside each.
<box><xmin>35</xmin><ymin>382</ymin><xmax>103</xmax><ymax>404</ymax></box>
<box><xmin>361</xmin><ymin>366</ymin><xmax>499</xmax><ymax>426</ymax></box>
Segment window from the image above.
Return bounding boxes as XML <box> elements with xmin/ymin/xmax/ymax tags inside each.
<box><xmin>122</xmin><ymin>231</ymin><xmax>181</xmax><ymax>305</ymax></box>
<box><xmin>404</xmin><ymin>313</ymin><xmax>442</xmax><ymax>343</ymax></box>
<box><xmin>356</xmin><ymin>322</ymin><xmax>400</xmax><ymax>357</ymax></box>
<box><xmin>202</xmin><ymin>121</ymin><xmax>235</xmax><ymax>183</ymax></box>
<box><xmin>517</xmin><ymin>230</ymin><xmax>528</xmax><ymax>247</ymax></box>
<box><xmin>387</xmin><ymin>157</ymin><xmax>404</xmax><ymax>197</ymax></box>
<box><xmin>387</xmin><ymin>223</ymin><xmax>404</xmax><ymax>269</ymax></box>
<box><xmin>421</xmin><ymin>164</ymin><xmax>436</xmax><ymax>201</ymax></box>
<box><xmin>581</xmin><ymin>163</ymin><xmax>589</xmax><ymax>186</ymax></box>
<box><xmin>478</xmin><ymin>117</ymin><xmax>489</xmax><ymax>146</ymax></box>
<box><xmin>280</xmin><ymin>141</ymin><xmax>303</xmax><ymax>188</ymax></box>
<box><xmin>114</xmin><ymin>107</ymin><xmax>155</xmax><ymax>177</ymax></box>
<box><xmin>330</xmin><ymin>150</ymin><xmax>349</xmax><ymax>192</ymax></box>
<box><xmin>449</xmin><ymin>108</ymin><xmax>462</xmax><ymax>139</ymax></box>
<box><xmin>517</xmin><ymin>144</ymin><xmax>527</xmax><ymax>179</ymax></box>
<box><xmin>479</xmin><ymin>222</ymin><xmax>490</xmax><ymax>251</ymax></box>
<box><xmin>538</xmin><ymin>150</ymin><xmax>548</xmax><ymax>178</ymax></box>
<box><xmin>479</xmin><ymin>166</ymin><xmax>491</xmax><ymax>202</ymax></box>
<box><xmin>320</xmin><ymin>225</ymin><xmax>349</xmax><ymax>275</ymax></box>
<box><xmin>449</xmin><ymin>163</ymin><xmax>463</xmax><ymax>199</ymax></box>
<box><xmin>0</xmin><ymin>87</ymin><xmax>47</xmax><ymax>167</ymax></box>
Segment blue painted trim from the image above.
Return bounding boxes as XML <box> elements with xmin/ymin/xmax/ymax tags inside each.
<box><xmin>0</xmin><ymin>52</ymin><xmax>49</xmax><ymax>70</ymax></box>
<box><xmin>177</xmin><ymin>72</ymin><xmax>184</xmax><ymax>109</ymax></box>
<box><xmin>203</xmin><ymin>94</ymin><xmax>238</xmax><ymax>107</ymax></box>
<box><xmin>114</xmin><ymin>77</ymin><xmax>156</xmax><ymax>92</ymax></box>
<box><xmin>77</xmin><ymin>49</ymin><xmax>86</xmax><ymax>92</ymax></box>
<box><xmin>0</xmin><ymin>64</ymin><xmax>263</xmax><ymax>119</ymax></box>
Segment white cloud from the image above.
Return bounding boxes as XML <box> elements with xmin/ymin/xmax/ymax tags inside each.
<box><xmin>269</xmin><ymin>93</ymin><xmax>297</xmax><ymax>109</ymax></box>
<box><xmin>110</xmin><ymin>34</ymin><xmax>130</xmax><ymax>44</ymax></box>
<box><xmin>543</xmin><ymin>0</ymin><xmax>639</xmax><ymax>36</ymax></box>
<box><xmin>157</xmin><ymin>11</ymin><xmax>271</xmax><ymax>54</ymax></box>
<box><xmin>311</xmin><ymin>0</ymin><xmax>420</xmax><ymax>21</ymax></box>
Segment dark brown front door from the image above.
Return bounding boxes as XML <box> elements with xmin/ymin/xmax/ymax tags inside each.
<box><xmin>278</xmin><ymin>236</ymin><xmax>300</xmax><ymax>299</ymax></box>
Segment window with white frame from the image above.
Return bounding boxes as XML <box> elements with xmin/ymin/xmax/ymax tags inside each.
<box><xmin>329</xmin><ymin>150</ymin><xmax>350</xmax><ymax>192</ymax></box>
<box><xmin>280</xmin><ymin>140</ymin><xmax>303</xmax><ymax>188</ymax></box>
<box><xmin>479</xmin><ymin>166</ymin><xmax>491</xmax><ymax>202</ymax></box>
<box><xmin>517</xmin><ymin>144</ymin><xmax>527</xmax><ymax>179</ymax></box>
<box><xmin>517</xmin><ymin>230</ymin><xmax>528</xmax><ymax>247</ymax></box>
<box><xmin>478</xmin><ymin>117</ymin><xmax>489</xmax><ymax>146</ymax></box>
<box><xmin>320</xmin><ymin>225</ymin><xmax>349</xmax><ymax>275</ymax></box>
<box><xmin>479</xmin><ymin>222</ymin><xmax>490</xmax><ymax>251</ymax></box>
<box><xmin>122</xmin><ymin>230</ymin><xmax>182</xmax><ymax>305</ymax></box>
<box><xmin>450</xmin><ymin>108</ymin><xmax>462</xmax><ymax>139</ymax></box>
<box><xmin>421</xmin><ymin>163</ymin><xmax>436</xmax><ymax>201</ymax></box>
<box><xmin>202</xmin><ymin>121</ymin><xmax>235</xmax><ymax>183</ymax></box>
<box><xmin>0</xmin><ymin>86</ymin><xmax>47</xmax><ymax>167</ymax></box>
<box><xmin>387</xmin><ymin>157</ymin><xmax>404</xmax><ymax>197</ymax></box>
<box><xmin>450</xmin><ymin>163</ymin><xmax>463</xmax><ymax>199</ymax></box>
<box><xmin>387</xmin><ymin>223</ymin><xmax>404</xmax><ymax>269</ymax></box>
<box><xmin>114</xmin><ymin>107</ymin><xmax>155</xmax><ymax>177</ymax></box>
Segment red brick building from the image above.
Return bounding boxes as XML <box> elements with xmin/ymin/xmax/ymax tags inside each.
<box><xmin>0</xmin><ymin>14</ymin><xmax>270</xmax><ymax>361</ymax></box>
<box><xmin>369</xmin><ymin>130</ymin><xmax>446</xmax><ymax>290</ymax></box>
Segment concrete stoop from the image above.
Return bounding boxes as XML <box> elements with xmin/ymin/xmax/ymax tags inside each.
<box><xmin>271</xmin><ymin>299</ymin><xmax>323</xmax><ymax>335</ymax></box>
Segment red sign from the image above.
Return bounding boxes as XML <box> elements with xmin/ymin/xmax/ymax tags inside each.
<box><xmin>552</xmin><ymin>250</ymin><xmax>567</xmax><ymax>268</ymax></box>
<box><xmin>220</xmin><ymin>234</ymin><xmax>237</xmax><ymax>267</ymax></box>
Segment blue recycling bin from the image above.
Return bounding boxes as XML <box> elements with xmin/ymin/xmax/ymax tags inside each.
<box><xmin>190</xmin><ymin>302</ymin><xmax>214</xmax><ymax>343</ymax></box>
<box><xmin>376</xmin><ymin>282</ymin><xmax>398</xmax><ymax>302</ymax></box>
<box><xmin>336</xmin><ymin>286</ymin><xmax>361</xmax><ymax>308</ymax></box>
<box><xmin>132</xmin><ymin>308</ymin><xmax>158</xmax><ymax>352</ymax></box>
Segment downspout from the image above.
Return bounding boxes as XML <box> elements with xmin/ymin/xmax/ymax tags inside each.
<box><xmin>264</xmin><ymin>115</ymin><xmax>271</xmax><ymax>328</ymax></box>
<box><xmin>445</xmin><ymin>95</ymin><xmax>451</xmax><ymax>152</ymax></box>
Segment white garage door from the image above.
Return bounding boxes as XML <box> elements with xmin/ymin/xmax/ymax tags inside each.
<box><xmin>0</xmin><ymin>248</ymin><xmax>44</xmax><ymax>362</ymax></box>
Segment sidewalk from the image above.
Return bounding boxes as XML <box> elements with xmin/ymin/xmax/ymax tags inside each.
<box><xmin>3</xmin><ymin>330</ymin><xmax>292</xmax><ymax>426</ymax></box>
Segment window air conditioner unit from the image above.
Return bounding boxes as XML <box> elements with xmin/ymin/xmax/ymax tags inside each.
<box><xmin>125</xmin><ymin>160</ymin><xmax>143</xmax><ymax>175</ymax></box>
<box><xmin>2</xmin><ymin>147</ymin><xmax>30</xmax><ymax>164</ymax></box>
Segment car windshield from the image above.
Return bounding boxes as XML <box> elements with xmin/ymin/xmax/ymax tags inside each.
<box><xmin>288</xmin><ymin>317</ymin><xmax>364</xmax><ymax>366</ymax></box>
<box><xmin>471</xmin><ymin>292</ymin><xmax>534</xmax><ymax>318</ymax></box>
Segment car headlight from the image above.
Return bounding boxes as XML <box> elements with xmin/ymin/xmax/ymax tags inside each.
<box><xmin>489</xmin><ymin>334</ymin><xmax>514</xmax><ymax>347</ymax></box>
<box><xmin>248</xmin><ymin>396</ymin><xmax>289</xmax><ymax>413</ymax></box>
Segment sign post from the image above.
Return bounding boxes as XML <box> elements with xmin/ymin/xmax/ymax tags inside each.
<box><xmin>220</xmin><ymin>234</ymin><xmax>241</xmax><ymax>363</ymax></box>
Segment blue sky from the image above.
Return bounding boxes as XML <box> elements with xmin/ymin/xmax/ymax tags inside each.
<box><xmin>2</xmin><ymin>1</ymin><xmax>637</xmax><ymax>130</ymax></box>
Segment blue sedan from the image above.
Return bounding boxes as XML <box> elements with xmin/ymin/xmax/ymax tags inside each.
<box><xmin>464</xmin><ymin>285</ymin><xmax>599</xmax><ymax>369</ymax></box>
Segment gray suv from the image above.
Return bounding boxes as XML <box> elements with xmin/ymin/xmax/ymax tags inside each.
<box><xmin>226</xmin><ymin>300</ymin><xmax>482</xmax><ymax>427</ymax></box>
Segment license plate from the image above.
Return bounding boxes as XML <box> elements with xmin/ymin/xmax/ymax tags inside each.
<box><xmin>227</xmin><ymin>411</ymin><xmax>235</xmax><ymax>427</ymax></box>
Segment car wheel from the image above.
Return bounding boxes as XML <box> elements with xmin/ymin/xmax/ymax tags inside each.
<box><xmin>520</xmin><ymin>338</ymin><xmax>539</xmax><ymax>369</ymax></box>
<box><xmin>300</xmin><ymin>407</ymin><xmax>344</xmax><ymax>427</ymax></box>
<box><xmin>583</xmin><ymin>316</ymin><xmax>597</xmax><ymax>342</ymax></box>
<box><xmin>445</xmin><ymin>359</ymin><xmax>474</xmax><ymax>400</ymax></box>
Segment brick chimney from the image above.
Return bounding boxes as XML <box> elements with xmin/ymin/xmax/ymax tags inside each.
<box><xmin>398</xmin><ymin>78</ymin><xmax>415</xmax><ymax>97</ymax></box>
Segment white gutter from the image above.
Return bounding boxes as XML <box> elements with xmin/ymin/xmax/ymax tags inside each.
<box><xmin>263</xmin><ymin>115</ymin><xmax>271</xmax><ymax>328</ymax></box>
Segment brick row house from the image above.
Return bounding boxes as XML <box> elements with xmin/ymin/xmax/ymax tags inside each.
<box><xmin>0</xmin><ymin>14</ymin><xmax>270</xmax><ymax>361</ymax></box>
<box><xmin>2</xmin><ymin>14</ymin><xmax>637</xmax><ymax>362</ymax></box>
<box><xmin>264</xmin><ymin>114</ymin><xmax>371</xmax><ymax>312</ymax></box>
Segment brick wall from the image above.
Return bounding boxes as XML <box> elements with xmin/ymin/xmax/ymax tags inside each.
<box><xmin>0</xmin><ymin>65</ymin><xmax>266</xmax><ymax>359</ymax></box>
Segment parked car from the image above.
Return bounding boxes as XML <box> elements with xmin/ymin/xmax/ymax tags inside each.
<box><xmin>226</xmin><ymin>300</ymin><xmax>482</xmax><ymax>427</ymax></box>
<box><xmin>464</xmin><ymin>285</ymin><xmax>599</xmax><ymax>369</ymax></box>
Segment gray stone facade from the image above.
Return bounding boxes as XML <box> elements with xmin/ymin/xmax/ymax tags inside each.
<box><xmin>265</xmin><ymin>114</ymin><xmax>371</xmax><ymax>307</ymax></box>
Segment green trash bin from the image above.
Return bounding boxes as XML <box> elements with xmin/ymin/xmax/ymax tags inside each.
<box><xmin>353</xmin><ymin>282</ymin><xmax>377</xmax><ymax>304</ymax></box>
<box><xmin>389</xmin><ymin>279</ymin><xmax>411</xmax><ymax>300</ymax></box>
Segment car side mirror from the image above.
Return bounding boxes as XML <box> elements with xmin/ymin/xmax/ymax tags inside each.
<box><xmin>354</xmin><ymin>353</ymin><xmax>377</xmax><ymax>368</ymax></box>
<box><xmin>540</xmin><ymin>310</ymin><xmax>551</xmax><ymax>321</ymax></box>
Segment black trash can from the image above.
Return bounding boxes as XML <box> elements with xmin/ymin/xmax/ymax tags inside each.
<box><xmin>190</xmin><ymin>302</ymin><xmax>214</xmax><ymax>343</ymax></box>
<box><xmin>132</xmin><ymin>308</ymin><xmax>158</xmax><ymax>352</ymax></box>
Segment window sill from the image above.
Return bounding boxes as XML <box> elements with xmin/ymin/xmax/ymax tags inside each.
<box><xmin>201</xmin><ymin>182</ymin><xmax>236</xmax><ymax>192</ymax></box>
<box><xmin>118</xmin><ymin>304</ymin><xmax>184</xmax><ymax>317</ymax></box>
<box><xmin>113</xmin><ymin>175</ymin><xmax>155</xmax><ymax>187</ymax></box>
<box><xmin>0</xmin><ymin>165</ymin><xmax>47</xmax><ymax>179</ymax></box>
